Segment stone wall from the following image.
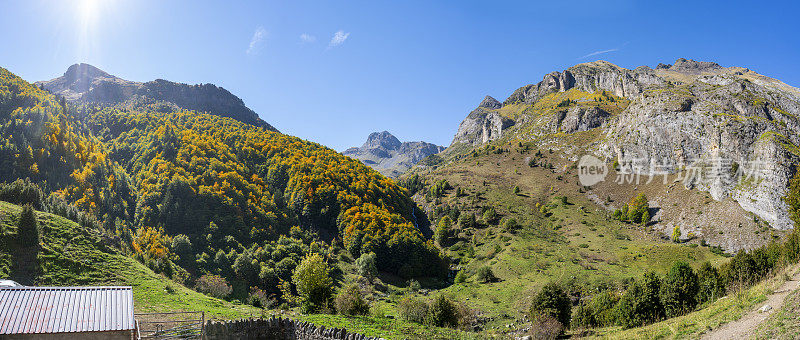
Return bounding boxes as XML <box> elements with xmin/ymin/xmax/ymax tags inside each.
<box><xmin>203</xmin><ymin>317</ymin><xmax>383</xmax><ymax>340</ymax></box>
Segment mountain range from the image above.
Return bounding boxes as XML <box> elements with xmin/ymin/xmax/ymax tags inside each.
<box><xmin>36</xmin><ymin>63</ymin><xmax>276</xmax><ymax>130</ymax></box>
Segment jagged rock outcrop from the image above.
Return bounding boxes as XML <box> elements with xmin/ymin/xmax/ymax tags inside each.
<box><xmin>447</xmin><ymin>58</ymin><xmax>800</xmax><ymax>231</ymax></box>
<box><xmin>343</xmin><ymin>131</ymin><xmax>444</xmax><ymax>178</ymax></box>
<box><xmin>551</xmin><ymin>106</ymin><xmax>610</xmax><ymax>133</ymax></box>
<box><xmin>451</xmin><ymin>97</ymin><xmax>515</xmax><ymax>146</ymax></box>
<box><xmin>37</xmin><ymin>63</ymin><xmax>276</xmax><ymax>131</ymax></box>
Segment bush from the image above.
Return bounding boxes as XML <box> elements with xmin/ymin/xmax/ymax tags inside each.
<box><xmin>454</xmin><ymin>270</ymin><xmax>467</xmax><ymax>283</ymax></box>
<box><xmin>571</xmin><ymin>302</ymin><xmax>595</xmax><ymax>329</ymax></box>
<box><xmin>196</xmin><ymin>274</ymin><xmax>232</xmax><ymax>298</ymax></box>
<box><xmin>334</xmin><ymin>284</ymin><xmax>370</xmax><ymax>316</ymax></box>
<box><xmin>616</xmin><ymin>272</ymin><xmax>664</xmax><ymax>328</ymax></box>
<box><xmin>425</xmin><ymin>295</ymin><xmax>459</xmax><ymax>328</ymax></box>
<box><xmin>589</xmin><ymin>290</ymin><xmax>619</xmax><ymax>327</ymax></box>
<box><xmin>292</xmin><ymin>253</ymin><xmax>333</xmax><ymax>313</ymax></box>
<box><xmin>513</xmin><ymin>186</ymin><xmax>520</xmax><ymax>195</ymax></box>
<box><xmin>407</xmin><ymin>279</ymin><xmax>421</xmax><ymax>292</ymax></box>
<box><xmin>355</xmin><ymin>252</ymin><xmax>377</xmax><ymax>280</ymax></box>
<box><xmin>660</xmin><ymin>261</ymin><xmax>699</xmax><ymax>317</ymax></box>
<box><xmin>482</xmin><ymin>207</ymin><xmax>498</xmax><ymax>225</ymax></box>
<box><xmin>502</xmin><ymin>217</ymin><xmax>518</xmax><ymax>231</ymax></box>
<box><xmin>248</xmin><ymin>287</ymin><xmax>273</xmax><ymax>308</ymax></box>
<box><xmin>16</xmin><ymin>204</ymin><xmax>39</xmax><ymax>247</ymax></box>
<box><xmin>696</xmin><ymin>261</ymin><xmax>725</xmax><ymax>305</ymax></box>
<box><xmin>475</xmin><ymin>266</ymin><xmax>496</xmax><ymax>283</ymax></box>
<box><xmin>398</xmin><ymin>296</ymin><xmax>428</xmax><ymax>323</ymax></box>
<box><xmin>458</xmin><ymin>213</ymin><xmax>477</xmax><ymax>229</ymax></box>
<box><xmin>529</xmin><ymin>282</ymin><xmax>571</xmax><ymax>330</ymax></box>
<box><xmin>626</xmin><ymin>193</ymin><xmax>648</xmax><ymax>223</ymax></box>
<box><xmin>671</xmin><ymin>226</ymin><xmax>681</xmax><ymax>243</ymax></box>
<box><xmin>0</xmin><ymin>179</ymin><xmax>45</xmax><ymax>210</ymax></box>
<box><xmin>529</xmin><ymin>314</ymin><xmax>563</xmax><ymax>340</ymax></box>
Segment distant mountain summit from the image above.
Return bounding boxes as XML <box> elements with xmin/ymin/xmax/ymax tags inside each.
<box><xmin>37</xmin><ymin>63</ymin><xmax>276</xmax><ymax>131</ymax></box>
<box><xmin>343</xmin><ymin>131</ymin><xmax>444</xmax><ymax>178</ymax></box>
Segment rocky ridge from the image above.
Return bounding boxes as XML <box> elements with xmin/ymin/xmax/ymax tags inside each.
<box><xmin>445</xmin><ymin>58</ymin><xmax>800</xmax><ymax>231</ymax></box>
<box><xmin>37</xmin><ymin>63</ymin><xmax>276</xmax><ymax>130</ymax></box>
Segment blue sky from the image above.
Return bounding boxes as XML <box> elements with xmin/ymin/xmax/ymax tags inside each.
<box><xmin>2</xmin><ymin>0</ymin><xmax>799</xmax><ymax>151</ymax></box>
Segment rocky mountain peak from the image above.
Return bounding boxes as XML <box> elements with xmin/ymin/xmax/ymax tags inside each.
<box><xmin>345</xmin><ymin>131</ymin><xmax>444</xmax><ymax>177</ymax></box>
<box><xmin>669</xmin><ymin>58</ymin><xmax>723</xmax><ymax>74</ymax></box>
<box><xmin>479</xmin><ymin>95</ymin><xmax>502</xmax><ymax>109</ymax></box>
<box><xmin>364</xmin><ymin>131</ymin><xmax>402</xmax><ymax>150</ymax></box>
<box><xmin>64</xmin><ymin>63</ymin><xmax>114</xmax><ymax>83</ymax></box>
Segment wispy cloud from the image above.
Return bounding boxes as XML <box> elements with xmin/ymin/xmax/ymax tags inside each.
<box><xmin>300</xmin><ymin>33</ymin><xmax>316</xmax><ymax>43</ymax></box>
<box><xmin>246</xmin><ymin>27</ymin><xmax>267</xmax><ymax>55</ymax></box>
<box><xmin>579</xmin><ymin>48</ymin><xmax>619</xmax><ymax>59</ymax></box>
<box><xmin>328</xmin><ymin>30</ymin><xmax>350</xmax><ymax>48</ymax></box>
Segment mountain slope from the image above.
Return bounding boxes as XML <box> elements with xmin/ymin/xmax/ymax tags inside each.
<box><xmin>1</xmin><ymin>65</ymin><xmax>444</xmax><ymax>308</ymax></box>
<box><xmin>37</xmin><ymin>63</ymin><xmax>276</xmax><ymax>130</ymax></box>
<box><xmin>0</xmin><ymin>200</ymin><xmax>259</xmax><ymax>319</ymax></box>
<box><xmin>343</xmin><ymin>131</ymin><xmax>444</xmax><ymax>178</ymax></box>
<box><xmin>427</xmin><ymin>58</ymin><xmax>800</xmax><ymax>249</ymax></box>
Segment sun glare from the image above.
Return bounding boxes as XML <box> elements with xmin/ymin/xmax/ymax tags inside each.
<box><xmin>78</xmin><ymin>0</ymin><xmax>99</xmax><ymax>26</ymax></box>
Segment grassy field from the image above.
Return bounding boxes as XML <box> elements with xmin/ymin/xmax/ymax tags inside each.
<box><xmin>0</xmin><ymin>201</ymin><xmax>260</xmax><ymax>320</ymax></box>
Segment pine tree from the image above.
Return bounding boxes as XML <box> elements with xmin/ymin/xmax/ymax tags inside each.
<box><xmin>17</xmin><ymin>204</ymin><xmax>39</xmax><ymax>248</ymax></box>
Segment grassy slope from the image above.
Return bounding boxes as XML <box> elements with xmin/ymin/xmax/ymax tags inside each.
<box><xmin>406</xmin><ymin>141</ymin><xmax>728</xmax><ymax>335</ymax></box>
<box><xmin>0</xmin><ymin>201</ymin><xmax>260</xmax><ymax>320</ymax></box>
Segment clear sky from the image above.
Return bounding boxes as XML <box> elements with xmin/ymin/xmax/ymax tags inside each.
<box><xmin>2</xmin><ymin>0</ymin><xmax>799</xmax><ymax>151</ymax></box>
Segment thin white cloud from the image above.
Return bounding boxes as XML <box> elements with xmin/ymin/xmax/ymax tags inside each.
<box><xmin>328</xmin><ymin>30</ymin><xmax>350</xmax><ymax>48</ymax></box>
<box><xmin>579</xmin><ymin>48</ymin><xmax>619</xmax><ymax>59</ymax></box>
<box><xmin>247</xmin><ymin>27</ymin><xmax>267</xmax><ymax>55</ymax></box>
<box><xmin>300</xmin><ymin>33</ymin><xmax>316</xmax><ymax>43</ymax></box>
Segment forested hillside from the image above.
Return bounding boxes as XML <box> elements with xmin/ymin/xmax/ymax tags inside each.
<box><xmin>0</xmin><ymin>66</ymin><xmax>445</xmax><ymax>308</ymax></box>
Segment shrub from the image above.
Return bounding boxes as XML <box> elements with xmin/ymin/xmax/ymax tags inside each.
<box><xmin>529</xmin><ymin>314</ymin><xmax>563</xmax><ymax>340</ymax></box>
<box><xmin>292</xmin><ymin>253</ymin><xmax>333</xmax><ymax>313</ymax></box>
<box><xmin>196</xmin><ymin>274</ymin><xmax>232</xmax><ymax>298</ymax></box>
<box><xmin>248</xmin><ymin>287</ymin><xmax>273</xmax><ymax>308</ymax></box>
<box><xmin>355</xmin><ymin>252</ymin><xmax>377</xmax><ymax>280</ymax></box>
<box><xmin>454</xmin><ymin>270</ymin><xmax>467</xmax><ymax>283</ymax></box>
<box><xmin>458</xmin><ymin>213</ymin><xmax>477</xmax><ymax>229</ymax></box>
<box><xmin>671</xmin><ymin>226</ymin><xmax>681</xmax><ymax>243</ymax></box>
<box><xmin>513</xmin><ymin>186</ymin><xmax>521</xmax><ymax>195</ymax></box>
<box><xmin>626</xmin><ymin>193</ymin><xmax>648</xmax><ymax>223</ymax></box>
<box><xmin>482</xmin><ymin>207</ymin><xmax>498</xmax><ymax>225</ymax></box>
<box><xmin>571</xmin><ymin>302</ymin><xmax>595</xmax><ymax>329</ymax></box>
<box><xmin>502</xmin><ymin>217</ymin><xmax>518</xmax><ymax>231</ymax></box>
<box><xmin>616</xmin><ymin>272</ymin><xmax>664</xmax><ymax>328</ymax></box>
<box><xmin>0</xmin><ymin>179</ymin><xmax>45</xmax><ymax>210</ymax></box>
<box><xmin>398</xmin><ymin>296</ymin><xmax>428</xmax><ymax>323</ymax></box>
<box><xmin>529</xmin><ymin>282</ymin><xmax>571</xmax><ymax>330</ymax></box>
<box><xmin>334</xmin><ymin>284</ymin><xmax>370</xmax><ymax>316</ymax></box>
<box><xmin>16</xmin><ymin>204</ymin><xmax>39</xmax><ymax>248</ymax></box>
<box><xmin>696</xmin><ymin>261</ymin><xmax>725</xmax><ymax>305</ymax></box>
<box><xmin>406</xmin><ymin>279</ymin><xmax>421</xmax><ymax>293</ymax></box>
<box><xmin>475</xmin><ymin>266</ymin><xmax>496</xmax><ymax>283</ymax></box>
<box><xmin>589</xmin><ymin>290</ymin><xmax>619</xmax><ymax>327</ymax></box>
<box><xmin>425</xmin><ymin>295</ymin><xmax>459</xmax><ymax>328</ymax></box>
<box><xmin>660</xmin><ymin>261</ymin><xmax>699</xmax><ymax>317</ymax></box>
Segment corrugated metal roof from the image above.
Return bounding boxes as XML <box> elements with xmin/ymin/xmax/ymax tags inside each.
<box><xmin>0</xmin><ymin>286</ymin><xmax>134</xmax><ymax>334</ymax></box>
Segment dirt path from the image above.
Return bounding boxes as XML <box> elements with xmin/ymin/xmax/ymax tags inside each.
<box><xmin>702</xmin><ymin>269</ymin><xmax>800</xmax><ymax>340</ymax></box>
